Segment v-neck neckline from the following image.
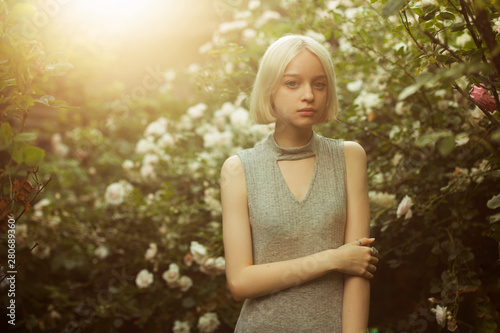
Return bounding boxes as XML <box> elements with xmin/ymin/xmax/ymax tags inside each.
<box><xmin>275</xmin><ymin>157</ymin><xmax>318</xmax><ymax>204</ymax></box>
<box><xmin>264</xmin><ymin>131</ymin><xmax>320</xmax><ymax>204</ymax></box>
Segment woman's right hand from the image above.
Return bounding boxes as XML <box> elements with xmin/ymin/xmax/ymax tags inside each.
<box><xmin>331</xmin><ymin>237</ymin><xmax>379</xmax><ymax>279</ymax></box>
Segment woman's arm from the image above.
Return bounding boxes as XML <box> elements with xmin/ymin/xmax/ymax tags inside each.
<box><xmin>342</xmin><ymin>141</ymin><xmax>373</xmax><ymax>333</ymax></box>
<box><xmin>221</xmin><ymin>155</ymin><xmax>377</xmax><ymax>302</ymax></box>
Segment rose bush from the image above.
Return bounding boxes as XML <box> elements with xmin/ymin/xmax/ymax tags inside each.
<box><xmin>1</xmin><ymin>0</ymin><xmax>499</xmax><ymax>332</ymax></box>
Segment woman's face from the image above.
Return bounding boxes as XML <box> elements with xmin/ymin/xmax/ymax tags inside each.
<box><xmin>271</xmin><ymin>50</ymin><xmax>328</xmax><ymax>129</ymax></box>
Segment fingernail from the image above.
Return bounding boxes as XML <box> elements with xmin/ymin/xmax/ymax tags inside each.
<box><xmin>369</xmin><ymin>238</ymin><xmax>375</xmax><ymax>241</ymax></box>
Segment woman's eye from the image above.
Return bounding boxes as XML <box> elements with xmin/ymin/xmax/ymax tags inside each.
<box><xmin>314</xmin><ymin>82</ymin><xmax>326</xmax><ymax>89</ymax></box>
<box><xmin>286</xmin><ymin>81</ymin><xmax>298</xmax><ymax>88</ymax></box>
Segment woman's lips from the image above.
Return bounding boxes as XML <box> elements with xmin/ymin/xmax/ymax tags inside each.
<box><xmin>297</xmin><ymin>108</ymin><xmax>316</xmax><ymax>116</ymax></box>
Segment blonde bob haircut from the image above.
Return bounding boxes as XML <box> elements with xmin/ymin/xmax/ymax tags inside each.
<box><xmin>250</xmin><ymin>34</ymin><xmax>338</xmax><ymax>124</ymax></box>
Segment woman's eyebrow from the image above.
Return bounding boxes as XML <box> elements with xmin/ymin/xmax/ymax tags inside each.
<box><xmin>283</xmin><ymin>73</ymin><xmax>327</xmax><ymax>79</ymax></box>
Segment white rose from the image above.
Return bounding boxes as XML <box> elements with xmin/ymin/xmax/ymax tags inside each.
<box><xmin>143</xmin><ymin>153</ymin><xmax>160</xmax><ymax>166</ymax></box>
<box><xmin>242</xmin><ymin>28</ymin><xmax>257</xmax><ymax>40</ymax></box>
<box><xmin>173</xmin><ymin>320</ymin><xmax>191</xmax><ymax>333</ymax></box>
<box><xmin>186</xmin><ymin>63</ymin><xmax>201</xmax><ymax>75</ymax></box>
<box><xmin>144</xmin><ymin>243</ymin><xmax>158</xmax><ymax>261</ymax></box>
<box><xmin>369</xmin><ymin>191</ymin><xmax>396</xmax><ymax>209</ymax></box>
<box><xmin>190</xmin><ymin>241</ymin><xmax>208</xmax><ymax>265</ymax></box>
<box><xmin>305</xmin><ymin>30</ymin><xmax>325</xmax><ymax>42</ymax></box>
<box><xmin>157</xmin><ymin>133</ymin><xmax>175</xmax><ymax>149</ymax></box>
<box><xmin>140</xmin><ymin>163</ymin><xmax>156</xmax><ymax>179</ymax></box>
<box><xmin>144</xmin><ymin>117</ymin><xmax>168</xmax><ymax>137</ymax></box>
<box><xmin>455</xmin><ymin>135</ymin><xmax>469</xmax><ymax>147</ymax></box>
<box><xmin>347</xmin><ymin>79</ymin><xmax>363</xmax><ymax>92</ymax></box>
<box><xmin>218</xmin><ymin>102</ymin><xmax>235</xmax><ymax>117</ymax></box>
<box><xmin>34</xmin><ymin>198</ymin><xmax>51</xmax><ymax>211</ymax></box>
<box><xmin>434</xmin><ymin>305</ymin><xmax>447</xmax><ymax>327</ymax></box>
<box><xmin>104</xmin><ymin>181</ymin><xmax>133</xmax><ymax>206</ymax></box>
<box><xmin>135</xmin><ymin>138</ymin><xmax>157</xmax><ymax>154</ymax></box>
<box><xmin>178</xmin><ymin>114</ymin><xmax>193</xmax><ymax>131</ymax></box>
<box><xmin>255</xmin><ymin>10</ymin><xmax>281</xmax><ymax>27</ymax></box>
<box><xmin>200</xmin><ymin>257</ymin><xmax>216</xmax><ymax>275</ymax></box>
<box><xmin>178</xmin><ymin>275</ymin><xmax>193</xmax><ymax>292</ymax></box>
<box><xmin>354</xmin><ymin>90</ymin><xmax>382</xmax><ymax>113</ymax></box>
<box><xmin>200</xmin><ymin>256</ymin><xmax>225</xmax><ymax>276</ymax></box>
<box><xmin>135</xmin><ymin>269</ymin><xmax>154</xmax><ymax>289</ymax></box>
<box><xmin>248</xmin><ymin>0</ymin><xmax>260</xmax><ymax>10</ymax></box>
<box><xmin>396</xmin><ymin>195</ymin><xmax>413</xmax><ymax>219</ymax></box>
<box><xmin>162</xmin><ymin>263</ymin><xmax>180</xmax><ymax>286</ymax></box>
<box><xmin>197</xmin><ymin>312</ymin><xmax>220</xmax><ymax>333</ymax></box>
<box><xmin>214</xmin><ymin>256</ymin><xmax>225</xmax><ymax>272</ymax></box>
<box><xmin>94</xmin><ymin>245</ymin><xmax>109</xmax><ymax>259</ymax></box>
<box><xmin>53</xmin><ymin>142</ymin><xmax>69</xmax><ymax>157</ymax></box>
<box><xmin>122</xmin><ymin>159</ymin><xmax>134</xmax><ymax>170</ymax></box>
<box><xmin>219</xmin><ymin>20</ymin><xmax>248</xmax><ymax>34</ymax></box>
<box><xmin>51</xmin><ymin>133</ymin><xmax>62</xmax><ymax>145</ymax></box>
<box><xmin>230</xmin><ymin>107</ymin><xmax>250</xmax><ymax>129</ymax></box>
<box><xmin>187</xmin><ymin>103</ymin><xmax>207</xmax><ymax>119</ymax></box>
<box><xmin>494</xmin><ymin>17</ymin><xmax>500</xmax><ymax>34</ymax></box>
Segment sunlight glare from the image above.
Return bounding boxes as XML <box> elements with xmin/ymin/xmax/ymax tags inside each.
<box><xmin>74</xmin><ymin>0</ymin><xmax>149</xmax><ymax>21</ymax></box>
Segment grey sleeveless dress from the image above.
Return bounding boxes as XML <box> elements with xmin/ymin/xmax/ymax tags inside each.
<box><xmin>234</xmin><ymin>131</ymin><xmax>347</xmax><ymax>332</ymax></box>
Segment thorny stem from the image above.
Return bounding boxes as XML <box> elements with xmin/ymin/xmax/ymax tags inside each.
<box><xmin>399</xmin><ymin>10</ymin><xmax>427</xmax><ymax>54</ymax></box>
<box><xmin>422</xmin><ymin>30</ymin><xmax>464</xmax><ymax>63</ymax></box>
<box><xmin>456</xmin><ymin>0</ymin><xmax>484</xmax><ymax>56</ymax></box>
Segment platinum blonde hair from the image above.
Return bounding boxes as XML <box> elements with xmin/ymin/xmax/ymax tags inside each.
<box><xmin>250</xmin><ymin>34</ymin><xmax>338</xmax><ymax>124</ymax></box>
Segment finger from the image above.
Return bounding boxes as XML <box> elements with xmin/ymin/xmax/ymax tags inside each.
<box><xmin>367</xmin><ymin>264</ymin><xmax>377</xmax><ymax>273</ymax></box>
<box><xmin>353</xmin><ymin>237</ymin><xmax>375</xmax><ymax>246</ymax></box>
<box><xmin>364</xmin><ymin>271</ymin><xmax>374</xmax><ymax>279</ymax></box>
<box><xmin>370</xmin><ymin>257</ymin><xmax>379</xmax><ymax>265</ymax></box>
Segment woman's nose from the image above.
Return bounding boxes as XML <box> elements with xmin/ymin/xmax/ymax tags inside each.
<box><xmin>301</xmin><ymin>85</ymin><xmax>314</xmax><ymax>102</ymax></box>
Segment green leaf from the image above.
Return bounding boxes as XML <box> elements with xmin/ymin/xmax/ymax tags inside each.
<box><xmin>492</xmin><ymin>130</ymin><xmax>500</xmax><ymax>143</ymax></box>
<box><xmin>34</xmin><ymin>95</ymin><xmax>55</xmax><ymax>106</ymax></box>
<box><xmin>490</xmin><ymin>213</ymin><xmax>500</xmax><ymax>223</ymax></box>
<box><xmin>11</xmin><ymin>141</ymin><xmax>26</xmax><ymax>164</ymax></box>
<box><xmin>398</xmin><ymin>72</ymin><xmax>435</xmax><ymax>100</ymax></box>
<box><xmin>45</xmin><ymin>62</ymin><xmax>74</xmax><ymax>76</ymax></box>
<box><xmin>416</xmin><ymin>131</ymin><xmax>453</xmax><ymax>147</ymax></box>
<box><xmin>412</xmin><ymin>7</ymin><xmax>424</xmax><ymax>17</ymax></box>
<box><xmin>450</xmin><ymin>23</ymin><xmax>466</xmax><ymax>32</ymax></box>
<box><xmin>438</xmin><ymin>135</ymin><xmax>455</xmax><ymax>156</ymax></box>
<box><xmin>421</xmin><ymin>8</ymin><xmax>438</xmax><ymax>21</ymax></box>
<box><xmin>13</xmin><ymin>132</ymin><xmax>37</xmax><ymax>142</ymax></box>
<box><xmin>382</xmin><ymin>0</ymin><xmax>408</xmax><ymax>17</ymax></box>
<box><xmin>0</xmin><ymin>122</ymin><xmax>14</xmax><ymax>144</ymax></box>
<box><xmin>487</xmin><ymin>194</ymin><xmax>500</xmax><ymax>209</ymax></box>
<box><xmin>437</xmin><ymin>11</ymin><xmax>455</xmax><ymax>20</ymax></box>
<box><xmin>23</xmin><ymin>146</ymin><xmax>45</xmax><ymax>166</ymax></box>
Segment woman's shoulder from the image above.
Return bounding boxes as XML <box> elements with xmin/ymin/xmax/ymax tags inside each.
<box><xmin>343</xmin><ymin>140</ymin><xmax>366</xmax><ymax>157</ymax></box>
<box><xmin>342</xmin><ymin>141</ymin><xmax>367</xmax><ymax>170</ymax></box>
<box><xmin>221</xmin><ymin>153</ymin><xmax>244</xmax><ymax>175</ymax></box>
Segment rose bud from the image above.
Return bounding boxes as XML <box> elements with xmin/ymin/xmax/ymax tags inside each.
<box><xmin>469</xmin><ymin>84</ymin><xmax>497</xmax><ymax>113</ymax></box>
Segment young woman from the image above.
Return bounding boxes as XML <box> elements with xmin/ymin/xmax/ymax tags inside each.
<box><xmin>221</xmin><ymin>35</ymin><xmax>379</xmax><ymax>332</ymax></box>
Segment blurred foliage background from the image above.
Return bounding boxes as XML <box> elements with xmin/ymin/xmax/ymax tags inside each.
<box><xmin>1</xmin><ymin>0</ymin><xmax>500</xmax><ymax>332</ymax></box>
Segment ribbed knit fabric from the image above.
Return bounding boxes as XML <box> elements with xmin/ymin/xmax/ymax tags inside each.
<box><xmin>234</xmin><ymin>131</ymin><xmax>347</xmax><ymax>332</ymax></box>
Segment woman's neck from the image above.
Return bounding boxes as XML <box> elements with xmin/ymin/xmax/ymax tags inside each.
<box><xmin>273</xmin><ymin>122</ymin><xmax>314</xmax><ymax>148</ymax></box>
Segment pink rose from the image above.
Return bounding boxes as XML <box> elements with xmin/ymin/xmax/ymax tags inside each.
<box><xmin>469</xmin><ymin>84</ymin><xmax>496</xmax><ymax>113</ymax></box>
